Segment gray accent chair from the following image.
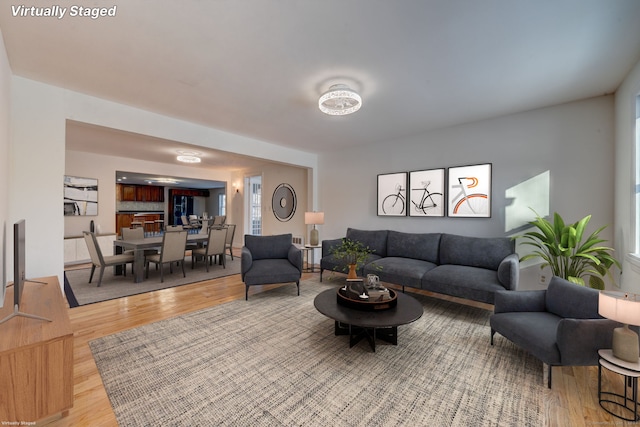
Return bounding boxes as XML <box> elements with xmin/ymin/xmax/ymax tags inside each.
<box><xmin>490</xmin><ymin>276</ymin><xmax>624</xmax><ymax>388</ymax></box>
<box><xmin>241</xmin><ymin>233</ymin><xmax>302</xmax><ymax>300</ymax></box>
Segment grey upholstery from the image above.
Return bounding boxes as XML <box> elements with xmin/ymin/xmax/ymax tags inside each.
<box><xmin>145</xmin><ymin>230</ymin><xmax>188</xmax><ymax>282</ymax></box>
<box><xmin>84</xmin><ymin>231</ymin><xmax>134</xmax><ymax>287</ymax></box>
<box><xmin>241</xmin><ymin>233</ymin><xmax>302</xmax><ymax>300</ymax></box>
<box><xmin>320</xmin><ymin>228</ymin><xmax>518</xmax><ymax>304</ymax></box>
<box><xmin>490</xmin><ymin>276</ymin><xmax>625</xmax><ymax>388</ymax></box>
<box><xmin>191</xmin><ymin>227</ymin><xmax>227</xmax><ymax>271</ymax></box>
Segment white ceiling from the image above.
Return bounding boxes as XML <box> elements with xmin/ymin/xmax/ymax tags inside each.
<box><xmin>2</xmin><ymin>1</ymin><xmax>640</xmax><ymax>168</ymax></box>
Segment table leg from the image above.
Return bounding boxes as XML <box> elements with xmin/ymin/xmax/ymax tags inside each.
<box><xmin>133</xmin><ymin>249</ymin><xmax>145</xmax><ymax>283</ymax></box>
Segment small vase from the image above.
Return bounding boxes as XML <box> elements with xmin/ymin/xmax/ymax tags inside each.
<box><xmin>347</xmin><ymin>264</ymin><xmax>358</xmax><ymax>280</ymax></box>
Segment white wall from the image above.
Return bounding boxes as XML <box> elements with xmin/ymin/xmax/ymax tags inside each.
<box><xmin>0</xmin><ymin>30</ymin><xmax>11</xmax><ymax>295</ymax></box>
<box><xmin>319</xmin><ymin>96</ymin><xmax>616</xmax><ymax>289</ymax></box>
<box><xmin>614</xmin><ymin>57</ymin><xmax>640</xmax><ymax>293</ymax></box>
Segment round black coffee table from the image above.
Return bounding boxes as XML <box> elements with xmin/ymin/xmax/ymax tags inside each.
<box><xmin>314</xmin><ymin>288</ymin><xmax>423</xmax><ymax>352</ymax></box>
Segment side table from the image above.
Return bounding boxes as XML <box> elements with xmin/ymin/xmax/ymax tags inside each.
<box><xmin>598</xmin><ymin>349</ymin><xmax>640</xmax><ymax>422</ymax></box>
<box><xmin>304</xmin><ymin>244</ymin><xmax>321</xmax><ymax>272</ymax></box>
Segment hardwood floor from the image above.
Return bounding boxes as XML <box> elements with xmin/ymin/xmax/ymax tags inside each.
<box><xmin>47</xmin><ymin>265</ymin><xmax>634</xmax><ymax>427</ymax></box>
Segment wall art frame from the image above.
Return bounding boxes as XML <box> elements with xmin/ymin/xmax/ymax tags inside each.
<box><xmin>408</xmin><ymin>168</ymin><xmax>446</xmax><ymax>217</ymax></box>
<box><xmin>447</xmin><ymin>163</ymin><xmax>491</xmax><ymax>218</ymax></box>
<box><xmin>377</xmin><ymin>172</ymin><xmax>407</xmax><ymax>216</ymax></box>
<box><xmin>64</xmin><ymin>175</ymin><xmax>98</xmax><ymax>216</ymax></box>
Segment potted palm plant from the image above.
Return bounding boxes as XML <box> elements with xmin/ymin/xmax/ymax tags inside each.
<box><xmin>517</xmin><ymin>211</ymin><xmax>621</xmax><ymax>289</ymax></box>
<box><xmin>330</xmin><ymin>238</ymin><xmax>376</xmax><ymax>280</ymax></box>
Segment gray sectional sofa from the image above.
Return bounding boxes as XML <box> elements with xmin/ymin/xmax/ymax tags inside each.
<box><xmin>320</xmin><ymin>228</ymin><xmax>519</xmax><ymax>304</ymax></box>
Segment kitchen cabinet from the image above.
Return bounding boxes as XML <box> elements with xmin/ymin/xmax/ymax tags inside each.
<box><xmin>117</xmin><ymin>184</ymin><xmax>164</xmax><ymax>202</ymax></box>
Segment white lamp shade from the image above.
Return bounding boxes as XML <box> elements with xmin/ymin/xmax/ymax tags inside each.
<box><xmin>599</xmin><ymin>291</ymin><xmax>640</xmax><ymax>326</ymax></box>
<box><xmin>304</xmin><ymin>212</ymin><xmax>325</xmax><ymax>225</ymax></box>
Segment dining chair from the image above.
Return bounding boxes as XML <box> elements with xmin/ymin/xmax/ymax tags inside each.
<box><xmin>83</xmin><ymin>231</ymin><xmax>135</xmax><ymax>287</ymax></box>
<box><xmin>213</xmin><ymin>215</ymin><xmax>226</xmax><ymax>226</ymax></box>
<box><xmin>181</xmin><ymin>215</ymin><xmax>195</xmax><ymax>233</ymax></box>
<box><xmin>144</xmin><ymin>230</ymin><xmax>188</xmax><ymax>282</ymax></box>
<box><xmin>121</xmin><ymin>227</ymin><xmax>159</xmax><ymax>257</ymax></box>
<box><xmin>224</xmin><ymin>224</ymin><xmax>236</xmax><ymax>260</ymax></box>
<box><xmin>165</xmin><ymin>225</ymin><xmax>183</xmax><ymax>232</ymax></box>
<box><xmin>191</xmin><ymin>227</ymin><xmax>227</xmax><ymax>271</ymax></box>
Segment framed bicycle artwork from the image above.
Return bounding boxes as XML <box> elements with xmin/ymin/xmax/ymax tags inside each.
<box><xmin>447</xmin><ymin>163</ymin><xmax>491</xmax><ymax>218</ymax></box>
<box><xmin>408</xmin><ymin>168</ymin><xmax>445</xmax><ymax>217</ymax></box>
<box><xmin>377</xmin><ymin>172</ymin><xmax>407</xmax><ymax>216</ymax></box>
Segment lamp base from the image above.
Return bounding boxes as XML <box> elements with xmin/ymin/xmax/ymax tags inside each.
<box><xmin>310</xmin><ymin>228</ymin><xmax>319</xmax><ymax>246</ymax></box>
<box><xmin>612</xmin><ymin>325</ymin><xmax>640</xmax><ymax>363</ymax></box>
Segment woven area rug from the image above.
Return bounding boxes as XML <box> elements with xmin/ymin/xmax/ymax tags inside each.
<box><xmin>89</xmin><ymin>279</ymin><xmax>546</xmax><ymax>426</ymax></box>
<box><xmin>65</xmin><ymin>257</ymin><xmax>240</xmax><ymax>306</ymax></box>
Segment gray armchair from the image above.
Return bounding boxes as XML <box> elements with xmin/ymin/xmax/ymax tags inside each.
<box><xmin>241</xmin><ymin>233</ymin><xmax>302</xmax><ymax>300</ymax></box>
<box><xmin>490</xmin><ymin>276</ymin><xmax>624</xmax><ymax>388</ymax></box>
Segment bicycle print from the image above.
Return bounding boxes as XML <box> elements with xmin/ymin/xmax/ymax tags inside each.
<box><xmin>447</xmin><ymin>164</ymin><xmax>491</xmax><ymax>217</ymax></box>
<box><xmin>409</xmin><ymin>168</ymin><xmax>445</xmax><ymax>217</ymax></box>
<box><xmin>378</xmin><ymin>172</ymin><xmax>407</xmax><ymax>216</ymax></box>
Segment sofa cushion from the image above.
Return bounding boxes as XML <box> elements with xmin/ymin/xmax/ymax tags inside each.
<box><xmin>438</xmin><ymin>234</ymin><xmax>514</xmax><ymax>270</ymax></box>
<box><xmin>244</xmin><ymin>234</ymin><xmax>291</xmax><ymax>260</ymax></box>
<box><xmin>545</xmin><ymin>276</ymin><xmax>601</xmax><ymax>319</ymax></box>
<box><xmin>364</xmin><ymin>257</ymin><xmax>437</xmax><ymax>289</ymax></box>
<box><xmin>422</xmin><ymin>264</ymin><xmax>505</xmax><ymax>304</ymax></box>
<box><xmin>346</xmin><ymin>228</ymin><xmax>388</xmax><ymax>257</ymax></box>
<box><xmin>386</xmin><ymin>231</ymin><xmax>441</xmax><ymax>263</ymax></box>
<box><xmin>490</xmin><ymin>311</ymin><xmax>562</xmax><ymax>365</ymax></box>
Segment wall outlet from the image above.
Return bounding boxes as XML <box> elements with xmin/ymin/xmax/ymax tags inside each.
<box><xmin>539</xmin><ymin>270</ymin><xmax>547</xmax><ymax>285</ymax></box>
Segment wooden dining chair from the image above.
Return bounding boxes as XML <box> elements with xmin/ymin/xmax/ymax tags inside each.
<box><xmin>144</xmin><ymin>230</ymin><xmax>188</xmax><ymax>282</ymax></box>
<box><xmin>83</xmin><ymin>231</ymin><xmax>135</xmax><ymax>287</ymax></box>
<box><xmin>191</xmin><ymin>227</ymin><xmax>227</xmax><ymax>271</ymax></box>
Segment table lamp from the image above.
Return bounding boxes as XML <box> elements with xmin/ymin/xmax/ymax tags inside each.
<box><xmin>304</xmin><ymin>212</ymin><xmax>324</xmax><ymax>246</ymax></box>
<box><xmin>598</xmin><ymin>291</ymin><xmax>640</xmax><ymax>362</ymax></box>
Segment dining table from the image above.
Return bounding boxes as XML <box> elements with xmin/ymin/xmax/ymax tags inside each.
<box><xmin>113</xmin><ymin>233</ymin><xmax>210</xmax><ymax>283</ymax></box>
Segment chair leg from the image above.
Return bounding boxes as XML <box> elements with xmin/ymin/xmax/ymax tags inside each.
<box><xmin>296</xmin><ymin>280</ymin><xmax>300</xmax><ymax>296</ymax></box>
<box><xmin>97</xmin><ymin>266</ymin><xmax>106</xmax><ymax>287</ymax></box>
<box><xmin>160</xmin><ymin>263</ymin><xmax>164</xmax><ymax>283</ymax></box>
<box><xmin>181</xmin><ymin>259</ymin><xmax>186</xmax><ymax>277</ymax></box>
<box><xmin>88</xmin><ymin>265</ymin><xmax>96</xmax><ymax>283</ymax></box>
<box><xmin>245</xmin><ymin>285</ymin><xmax>249</xmax><ymax>301</ymax></box>
<box><xmin>145</xmin><ymin>261</ymin><xmax>150</xmax><ymax>279</ymax></box>
<box><xmin>320</xmin><ymin>269</ymin><xmax>323</xmax><ymax>282</ymax></box>
<box><xmin>490</xmin><ymin>329</ymin><xmax>495</xmax><ymax>345</ymax></box>
<box><xmin>221</xmin><ymin>254</ymin><xmax>226</xmax><ymax>269</ymax></box>
<box><xmin>547</xmin><ymin>365</ymin><xmax>552</xmax><ymax>388</ymax></box>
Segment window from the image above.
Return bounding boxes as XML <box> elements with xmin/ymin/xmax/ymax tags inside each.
<box><xmin>246</xmin><ymin>175</ymin><xmax>262</xmax><ymax>236</ymax></box>
<box><xmin>218</xmin><ymin>193</ymin><xmax>226</xmax><ymax>216</ymax></box>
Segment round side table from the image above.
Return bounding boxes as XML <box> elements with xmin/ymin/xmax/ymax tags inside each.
<box><xmin>598</xmin><ymin>349</ymin><xmax>640</xmax><ymax>422</ymax></box>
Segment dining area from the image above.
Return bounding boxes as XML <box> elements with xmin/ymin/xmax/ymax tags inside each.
<box><xmin>96</xmin><ymin>222</ymin><xmax>236</xmax><ymax>284</ymax></box>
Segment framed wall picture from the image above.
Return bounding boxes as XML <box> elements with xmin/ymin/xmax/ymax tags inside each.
<box><xmin>447</xmin><ymin>164</ymin><xmax>491</xmax><ymax>218</ymax></box>
<box><xmin>377</xmin><ymin>172</ymin><xmax>407</xmax><ymax>216</ymax></box>
<box><xmin>408</xmin><ymin>168</ymin><xmax>445</xmax><ymax>217</ymax></box>
<box><xmin>64</xmin><ymin>175</ymin><xmax>98</xmax><ymax>216</ymax></box>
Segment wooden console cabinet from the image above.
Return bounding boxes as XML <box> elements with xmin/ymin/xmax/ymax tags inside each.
<box><xmin>0</xmin><ymin>276</ymin><xmax>73</xmax><ymax>424</ymax></box>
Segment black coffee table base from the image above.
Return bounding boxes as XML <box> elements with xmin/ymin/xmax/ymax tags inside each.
<box><xmin>335</xmin><ymin>321</ymin><xmax>397</xmax><ymax>352</ymax></box>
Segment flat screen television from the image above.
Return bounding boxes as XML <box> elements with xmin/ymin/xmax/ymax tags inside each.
<box><xmin>0</xmin><ymin>219</ymin><xmax>50</xmax><ymax>324</ymax></box>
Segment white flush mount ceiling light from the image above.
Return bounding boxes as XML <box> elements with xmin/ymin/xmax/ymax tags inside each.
<box><xmin>176</xmin><ymin>150</ymin><xmax>201</xmax><ymax>163</ymax></box>
<box><xmin>318</xmin><ymin>84</ymin><xmax>362</xmax><ymax>116</ymax></box>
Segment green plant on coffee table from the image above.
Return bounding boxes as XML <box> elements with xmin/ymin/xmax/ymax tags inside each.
<box><xmin>517</xmin><ymin>211</ymin><xmax>621</xmax><ymax>290</ymax></box>
<box><xmin>330</xmin><ymin>238</ymin><xmax>377</xmax><ymax>279</ymax></box>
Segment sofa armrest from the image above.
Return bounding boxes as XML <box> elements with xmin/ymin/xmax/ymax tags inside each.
<box><xmin>493</xmin><ymin>289</ymin><xmax>546</xmax><ymax>313</ymax></box>
<box><xmin>321</xmin><ymin>238</ymin><xmax>342</xmax><ymax>258</ymax></box>
<box><xmin>497</xmin><ymin>253</ymin><xmax>519</xmax><ymax>290</ymax></box>
<box><xmin>288</xmin><ymin>244</ymin><xmax>303</xmax><ymax>272</ymax></box>
<box><xmin>557</xmin><ymin>318</ymin><xmax>621</xmax><ymax>365</ymax></box>
<box><xmin>241</xmin><ymin>246</ymin><xmax>253</xmax><ymax>279</ymax></box>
